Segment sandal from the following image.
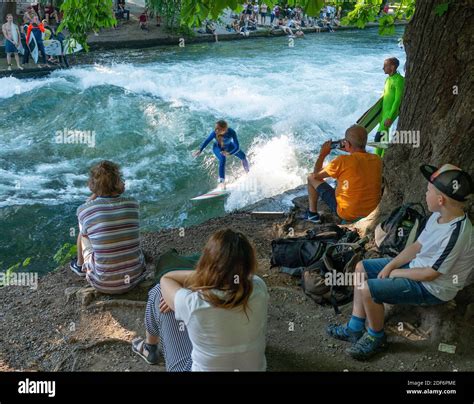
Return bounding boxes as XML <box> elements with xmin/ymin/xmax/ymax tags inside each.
<box><xmin>132</xmin><ymin>338</ymin><xmax>159</xmax><ymax>365</ymax></box>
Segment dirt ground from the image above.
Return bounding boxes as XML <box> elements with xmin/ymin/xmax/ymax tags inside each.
<box><xmin>1</xmin><ymin>191</ymin><xmax>473</xmax><ymax>373</ymax></box>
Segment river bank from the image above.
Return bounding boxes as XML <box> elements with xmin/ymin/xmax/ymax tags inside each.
<box><xmin>1</xmin><ymin>185</ymin><xmax>473</xmax><ymax>372</ymax></box>
<box><xmin>0</xmin><ymin>19</ymin><xmax>408</xmax><ymax>78</ymax></box>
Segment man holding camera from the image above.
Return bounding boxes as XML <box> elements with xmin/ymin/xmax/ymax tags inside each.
<box><xmin>306</xmin><ymin>125</ymin><xmax>382</xmax><ymax>224</ymax></box>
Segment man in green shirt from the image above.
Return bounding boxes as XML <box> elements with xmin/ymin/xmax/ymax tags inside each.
<box><xmin>374</xmin><ymin>57</ymin><xmax>405</xmax><ymax>157</ymax></box>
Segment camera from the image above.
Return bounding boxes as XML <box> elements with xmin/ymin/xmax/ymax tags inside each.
<box><xmin>330</xmin><ymin>139</ymin><xmax>344</xmax><ymax>149</ymax></box>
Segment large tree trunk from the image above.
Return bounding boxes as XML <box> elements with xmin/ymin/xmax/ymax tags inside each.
<box><xmin>381</xmin><ymin>0</ymin><xmax>473</xmax><ymax>218</ymax></box>
<box><xmin>379</xmin><ymin>0</ymin><xmax>474</xmax><ymax>325</ymax></box>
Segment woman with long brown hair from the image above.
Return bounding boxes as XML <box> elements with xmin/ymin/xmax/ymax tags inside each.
<box><xmin>132</xmin><ymin>229</ymin><xmax>269</xmax><ymax>371</ymax></box>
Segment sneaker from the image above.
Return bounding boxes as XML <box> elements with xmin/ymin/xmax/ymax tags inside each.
<box><xmin>345</xmin><ymin>332</ymin><xmax>388</xmax><ymax>361</ymax></box>
<box><xmin>327</xmin><ymin>323</ymin><xmax>365</xmax><ymax>343</ymax></box>
<box><xmin>304</xmin><ymin>211</ymin><xmax>321</xmax><ymax>224</ymax></box>
<box><xmin>70</xmin><ymin>257</ymin><xmax>86</xmax><ymax>277</ymax></box>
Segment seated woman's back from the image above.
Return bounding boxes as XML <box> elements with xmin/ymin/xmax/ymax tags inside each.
<box><xmin>175</xmin><ymin>275</ymin><xmax>268</xmax><ymax>371</ymax></box>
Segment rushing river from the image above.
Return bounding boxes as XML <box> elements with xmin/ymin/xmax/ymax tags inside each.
<box><xmin>0</xmin><ymin>27</ymin><xmax>405</xmax><ymax>273</ymax></box>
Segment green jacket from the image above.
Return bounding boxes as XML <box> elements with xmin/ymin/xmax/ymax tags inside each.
<box><xmin>378</xmin><ymin>71</ymin><xmax>405</xmax><ymax>132</ymax></box>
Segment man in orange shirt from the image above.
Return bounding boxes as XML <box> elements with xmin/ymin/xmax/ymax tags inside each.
<box><xmin>306</xmin><ymin>125</ymin><xmax>382</xmax><ymax>224</ymax></box>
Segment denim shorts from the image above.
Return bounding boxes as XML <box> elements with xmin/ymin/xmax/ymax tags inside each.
<box><xmin>362</xmin><ymin>258</ymin><xmax>445</xmax><ymax>306</ymax></box>
<box><xmin>316</xmin><ymin>182</ymin><xmax>337</xmax><ymax>213</ymax></box>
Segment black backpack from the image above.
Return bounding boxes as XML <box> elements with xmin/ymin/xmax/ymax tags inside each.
<box><xmin>375</xmin><ymin>203</ymin><xmax>427</xmax><ymax>256</ymax></box>
<box><xmin>301</xmin><ymin>238</ymin><xmax>366</xmax><ymax>314</ymax></box>
<box><xmin>270</xmin><ymin>224</ymin><xmax>346</xmax><ymax>268</ymax></box>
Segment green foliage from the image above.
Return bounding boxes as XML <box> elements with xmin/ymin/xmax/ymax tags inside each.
<box><xmin>434</xmin><ymin>2</ymin><xmax>450</xmax><ymax>17</ymax></box>
<box><xmin>53</xmin><ymin>243</ymin><xmax>77</xmax><ymax>266</ymax></box>
<box><xmin>378</xmin><ymin>14</ymin><xmax>395</xmax><ymax>35</ymax></box>
<box><xmin>56</xmin><ymin>0</ymin><xmax>117</xmax><ymax>50</ymax></box>
<box><xmin>341</xmin><ymin>0</ymin><xmax>416</xmax><ymax>35</ymax></box>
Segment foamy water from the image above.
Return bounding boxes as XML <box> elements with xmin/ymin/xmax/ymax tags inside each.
<box><xmin>0</xmin><ymin>28</ymin><xmax>405</xmax><ymax>271</ymax></box>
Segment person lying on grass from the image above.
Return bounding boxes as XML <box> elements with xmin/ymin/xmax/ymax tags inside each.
<box><xmin>327</xmin><ymin>164</ymin><xmax>473</xmax><ymax>360</ymax></box>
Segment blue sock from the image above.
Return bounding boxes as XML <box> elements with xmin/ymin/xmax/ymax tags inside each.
<box><xmin>368</xmin><ymin>327</ymin><xmax>385</xmax><ymax>338</ymax></box>
<box><xmin>347</xmin><ymin>315</ymin><xmax>365</xmax><ymax>332</ymax></box>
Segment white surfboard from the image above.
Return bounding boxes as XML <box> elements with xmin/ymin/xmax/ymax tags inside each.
<box><xmin>27</xmin><ymin>33</ymin><xmax>39</xmax><ymax>63</ymax></box>
<box><xmin>190</xmin><ymin>187</ymin><xmax>230</xmax><ymax>201</ymax></box>
<box><xmin>367</xmin><ymin>141</ymin><xmax>390</xmax><ymax>149</ymax></box>
<box><xmin>43</xmin><ymin>39</ymin><xmax>62</xmax><ymax>56</ymax></box>
<box><xmin>63</xmin><ymin>38</ymin><xmax>83</xmax><ymax>55</ymax></box>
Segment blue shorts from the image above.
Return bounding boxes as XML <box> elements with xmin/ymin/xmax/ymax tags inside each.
<box><xmin>5</xmin><ymin>39</ymin><xmax>18</xmax><ymax>53</ymax></box>
<box><xmin>362</xmin><ymin>258</ymin><xmax>445</xmax><ymax>306</ymax></box>
<box><xmin>316</xmin><ymin>182</ymin><xmax>337</xmax><ymax>213</ymax></box>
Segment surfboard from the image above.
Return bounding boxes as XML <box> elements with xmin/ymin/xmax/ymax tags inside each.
<box><xmin>27</xmin><ymin>33</ymin><xmax>39</xmax><ymax>64</ymax></box>
<box><xmin>356</xmin><ymin>97</ymin><xmax>383</xmax><ymax>134</ymax></box>
<box><xmin>367</xmin><ymin>141</ymin><xmax>390</xmax><ymax>149</ymax></box>
<box><xmin>63</xmin><ymin>38</ymin><xmax>83</xmax><ymax>55</ymax></box>
<box><xmin>43</xmin><ymin>39</ymin><xmax>62</xmax><ymax>56</ymax></box>
<box><xmin>190</xmin><ymin>187</ymin><xmax>230</xmax><ymax>201</ymax></box>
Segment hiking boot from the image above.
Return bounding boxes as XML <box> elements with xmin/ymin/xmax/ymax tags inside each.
<box><xmin>327</xmin><ymin>323</ymin><xmax>364</xmax><ymax>343</ymax></box>
<box><xmin>345</xmin><ymin>332</ymin><xmax>388</xmax><ymax>361</ymax></box>
<box><xmin>304</xmin><ymin>211</ymin><xmax>322</xmax><ymax>224</ymax></box>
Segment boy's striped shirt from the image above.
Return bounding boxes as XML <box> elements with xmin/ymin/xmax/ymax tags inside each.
<box><xmin>77</xmin><ymin>196</ymin><xmax>145</xmax><ymax>294</ymax></box>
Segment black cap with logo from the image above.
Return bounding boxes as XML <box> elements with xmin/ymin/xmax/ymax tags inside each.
<box><xmin>420</xmin><ymin>164</ymin><xmax>473</xmax><ymax>202</ymax></box>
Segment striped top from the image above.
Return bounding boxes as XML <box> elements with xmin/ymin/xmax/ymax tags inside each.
<box><xmin>77</xmin><ymin>196</ymin><xmax>145</xmax><ymax>294</ymax></box>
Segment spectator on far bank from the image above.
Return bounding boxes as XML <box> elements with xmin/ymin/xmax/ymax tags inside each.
<box><xmin>260</xmin><ymin>3</ymin><xmax>268</xmax><ymax>25</ymax></box>
<box><xmin>139</xmin><ymin>10</ymin><xmax>149</xmax><ymax>31</ymax></box>
<box><xmin>118</xmin><ymin>0</ymin><xmax>130</xmax><ymax>21</ymax></box>
<box><xmin>2</xmin><ymin>14</ymin><xmax>24</xmax><ymax>71</ymax></box>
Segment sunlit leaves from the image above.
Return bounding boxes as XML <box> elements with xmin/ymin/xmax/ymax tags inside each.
<box><xmin>57</xmin><ymin>0</ymin><xmax>116</xmax><ymax>50</ymax></box>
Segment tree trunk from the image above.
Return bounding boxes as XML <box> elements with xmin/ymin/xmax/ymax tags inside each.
<box><xmin>0</xmin><ymin>1</ymin><xmax>18</xmax><ymax>24</ymax></box>
<box><xmin>379</xmin><ymin>0</ymin><xmax>474</xmax><ymax>318</ymax></box>
<box><xmin>380</xmin><ymin>0</ymin><xmax>473</xmax><ymax>219</ymax></box>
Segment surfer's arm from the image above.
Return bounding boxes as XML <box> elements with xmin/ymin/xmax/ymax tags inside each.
<box><xmin>388</xmin><ymin>78</ymin><xmax>404</xmax><ymax>120</ymax></box>
<box><xmin>199</xmin><ymin>131</ymin><xmax>216</xmax><ymax>152</ymax></box>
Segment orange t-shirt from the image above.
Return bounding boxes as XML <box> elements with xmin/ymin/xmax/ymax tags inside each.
<box><xmin>324</xmin><ymin>152</ymin><xmax>382</xmax><ymax>221</ymax></box>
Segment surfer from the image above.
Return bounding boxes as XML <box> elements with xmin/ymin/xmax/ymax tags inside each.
<box><xmin>2</xmin><ymin>14</ymin><xmax>24</xmax><ymax>71</ymax></box>
<box><xmin>374</xmin><ymin>57</ymin><xmax>405</xmax><ymax>157</ymax></box>
<box><xmin>193</xmin><ymin>120</ymin><xmax>250</xmax><ymax>189</ymax></box>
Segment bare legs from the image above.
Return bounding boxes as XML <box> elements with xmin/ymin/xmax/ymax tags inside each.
<box><xmin>307</xmin><ymin>173</ymin><xmax>323</xmax><ymax>212</ymax></box>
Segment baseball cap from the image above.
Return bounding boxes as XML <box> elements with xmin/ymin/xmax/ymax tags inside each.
<box><xmin>420</xmin><ymin>164</ymin><xmax>473</xmax><ymax>202</ymax></box>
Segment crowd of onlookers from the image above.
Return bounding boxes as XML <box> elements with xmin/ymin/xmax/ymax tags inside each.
<box><xmin>224</xmin><ymin>3</ymin><xmax>343</xmax><ymax>36</ymax></box>
<box><xmin>2</xmin><ymin>3</ymin><xmax>66</xmax><ymax>70</ymax></box>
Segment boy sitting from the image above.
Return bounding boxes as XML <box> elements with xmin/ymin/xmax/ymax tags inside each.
<box><xmin>327</xmin><ymin>164</ymin><xmax>473</xmax><ymax>360</ymax></box>
<box><xmin>70</xmin><ymin>160</ymin><xmax>146</xmax><ymax>294</ymax></box>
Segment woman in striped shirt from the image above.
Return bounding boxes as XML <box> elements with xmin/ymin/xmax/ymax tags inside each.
<box><xmin>70</xmin><ymin>160</ymin><xmax>145</xmax><ymax>294</ymax></box>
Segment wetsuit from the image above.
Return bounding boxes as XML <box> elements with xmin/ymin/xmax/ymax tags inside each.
<box><xmin>375</xmin><ymin>71</ymin><xmax>405</xmax><ymax>157</ymax></box>
<box><xmin>199</xmin><ymin>128</ymin><xmax>250</xmax><ymax>182</ymax></box>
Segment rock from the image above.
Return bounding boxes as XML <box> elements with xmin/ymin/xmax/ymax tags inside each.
<box><xmin>77</xmin><ymin>287</ymin><xmax>98</xmax><ymax>307</ymax></box>
<box><xmin>64</xmin><ymin>287</ymin><xmax>81</xmax><ymax>303</ymax></box>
